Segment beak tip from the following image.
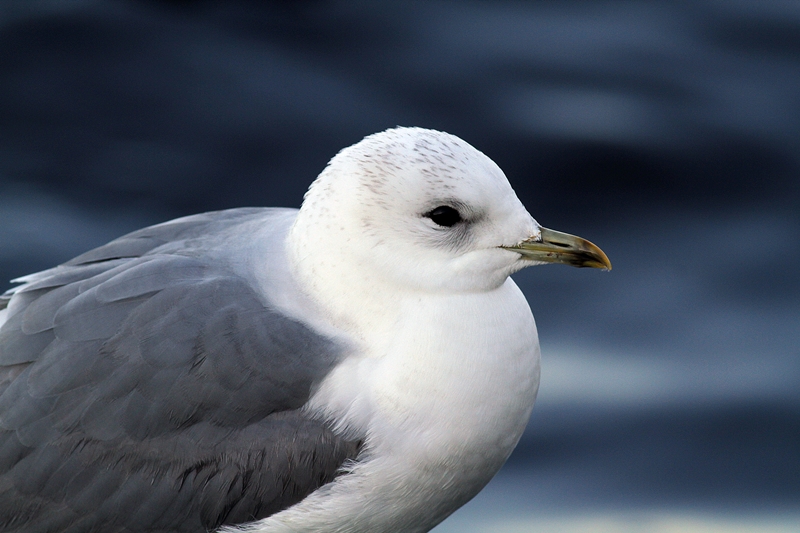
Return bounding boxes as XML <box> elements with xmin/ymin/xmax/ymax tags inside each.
<box><xmin>595</xmin><ymin>254</ymin><xmax>612</xmax><ymax>272</ymax></box>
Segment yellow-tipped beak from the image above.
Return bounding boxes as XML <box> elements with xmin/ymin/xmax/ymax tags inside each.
<box><xmin>501</xmin><ymin>227</ymin><xmax>612</xmax><ymax>270</ymax></box>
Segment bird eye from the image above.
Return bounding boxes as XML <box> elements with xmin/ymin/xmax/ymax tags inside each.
<box><xmin>425</xmin><ymin>206</ymin><xmax>462</xmax><ymax>227</ymax></box>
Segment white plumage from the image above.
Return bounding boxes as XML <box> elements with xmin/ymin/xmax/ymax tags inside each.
<box><xmin>237</xmin><ymin>128</ymin><xmax>545</xmax><ymax>532</ymax></box>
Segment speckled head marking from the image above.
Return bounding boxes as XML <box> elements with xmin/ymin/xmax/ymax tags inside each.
<box><xmin>288</xmin><ymin>127</ymin><xmax>539</xmax><ymax>325</ymax></box>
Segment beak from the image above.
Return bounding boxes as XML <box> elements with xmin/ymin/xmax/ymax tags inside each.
<box><xmin>502</xmin><ymin>227</ymin><xmax>612</xmax><ymax>270</ymax></box>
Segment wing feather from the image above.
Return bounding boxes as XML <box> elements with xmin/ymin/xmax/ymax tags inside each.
<box><xmin>0</xmin><ymin>209</ymin><xmax>361</xmax><ymax>533</ymax></box>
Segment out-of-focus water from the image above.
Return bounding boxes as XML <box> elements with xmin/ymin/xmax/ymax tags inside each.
<box><xmin>1</xmin><ymin>1</ymin><xmax>798</xmax><ymax>531</ymax></box>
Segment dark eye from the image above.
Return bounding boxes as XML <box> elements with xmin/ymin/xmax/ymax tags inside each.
<box><xmin>425</xmin><ymin>205</ymin><xmax>462</xmax><ymax>227</ymax></box>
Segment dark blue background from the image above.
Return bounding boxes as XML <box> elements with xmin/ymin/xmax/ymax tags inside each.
<box><xmin>1</xmin><ymin>1</ymin><xmax>798</xmax><ymax>530</ymax></box>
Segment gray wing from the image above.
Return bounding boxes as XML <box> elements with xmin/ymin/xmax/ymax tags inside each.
<box><xmin>0</xmin><ymin>209</ymin><xmax>361</xmax><ymax>533</ymax></box>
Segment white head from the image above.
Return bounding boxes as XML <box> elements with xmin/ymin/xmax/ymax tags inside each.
<box><xmin>290</xmin><ymin>127</ymin><xmax>539</xmax><ymax>295</ymax></box>
<box><xmin>288</xmin><ymin>127</ymin><xmax>609</xmax><ymax>330</ymax></box>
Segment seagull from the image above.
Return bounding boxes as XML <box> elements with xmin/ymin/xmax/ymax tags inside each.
<box><xmin>0</xmin><ymin>127</ymin><xmax>610</xmax><ymax>533</ymax></box>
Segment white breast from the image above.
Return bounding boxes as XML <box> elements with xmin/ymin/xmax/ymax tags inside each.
<box><xmin>237</xmin><ymin>277</ymin><xmax>540</xmax><ymax>533</ymax></box>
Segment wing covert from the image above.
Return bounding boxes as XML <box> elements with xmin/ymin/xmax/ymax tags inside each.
<box><xmin>0</xmin><ymin>209</ymin><xmax>359</xmax><ymax>533</ymax></box>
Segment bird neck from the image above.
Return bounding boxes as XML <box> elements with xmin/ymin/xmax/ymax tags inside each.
<box><xmin>286</xmin><ymin>214</ymin><xmax>406</xmax><ymax>342</ymax></box>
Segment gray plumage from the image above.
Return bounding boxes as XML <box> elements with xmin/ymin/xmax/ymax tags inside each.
<box><xmin>0</xmin><ymin>208</ymin><xmax>362</xmax><ymax>533</ymax></box>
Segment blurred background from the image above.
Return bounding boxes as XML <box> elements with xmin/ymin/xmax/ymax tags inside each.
<box><xmin>1</xmin><ymin>1</ymin><xmax>798</xmax><ymax>531</ymax></box>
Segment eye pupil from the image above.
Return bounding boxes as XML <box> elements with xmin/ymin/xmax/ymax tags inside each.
<box><xmin>425</xmin><ymin>206</ymin><xmax>462</xmax><ymax>227</ymax></box>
